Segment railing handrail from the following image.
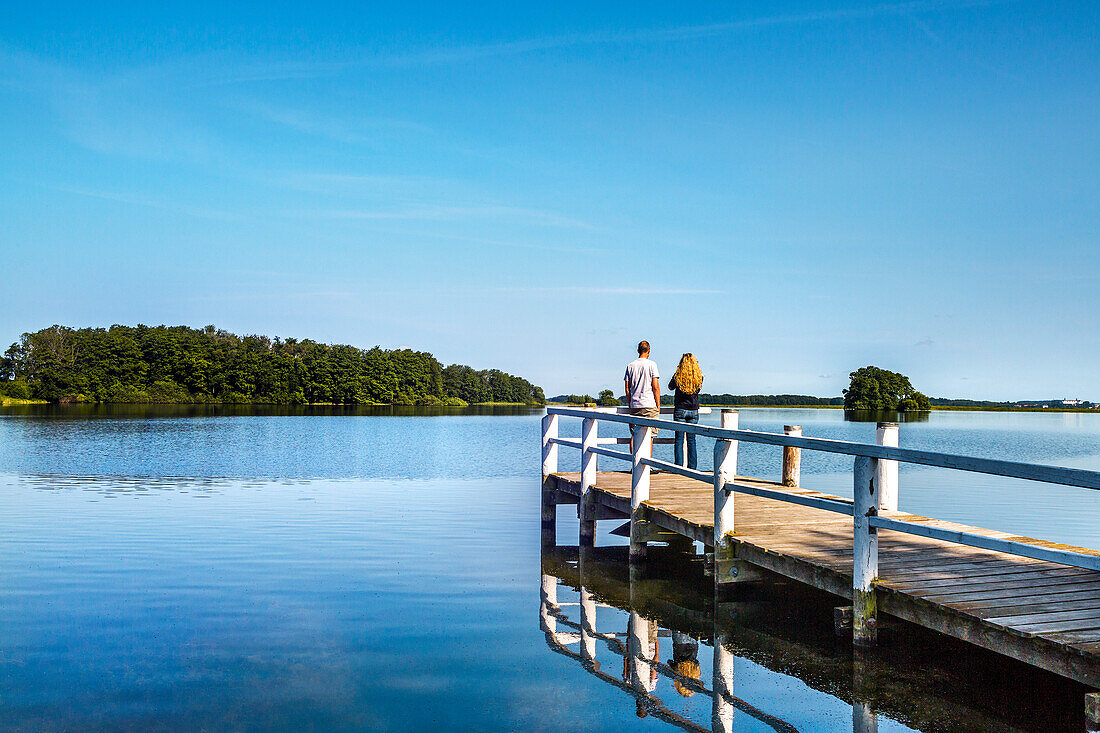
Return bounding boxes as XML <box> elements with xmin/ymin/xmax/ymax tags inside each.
<box><xmin>546</xmin><ymin>406</ymin><xmax>1100</xmax><ymax>490</ymax></box>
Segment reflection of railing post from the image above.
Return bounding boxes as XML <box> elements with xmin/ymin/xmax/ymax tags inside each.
<box><xmin>713</xmin><ymin>410</ymin><xmax>738</xmax><ymax>587</ymax></box>
<box><xmin>853</xmin><ymin>456</ymin><xmax>879</xmax><ymax>647</ymax></box>
<box><xmin>630</xmin><ymin>423</ymin><xmax>653</xmax><ymax>565</ymax></box>
<box><xmin>852</xmin><ymin>650</ymin><xmax>878</xmax><ymax>732</ymax></box>
<box><xmin>627</xmin><ymin>609</ymin><xmax>654</xmax><ymax>695</ymax></box>
<box><xmin>711</xmin><ymin>630</ymin><xmax>734</xmax><ymax>733</ymax></box>
<box><xmin>580</xmin><ymin>585</ymin><xmax>597</xmax><ymax>665</ymax></box>
<box><xmin>539</xmin><ymin>573</ymin><xmax>557</xmax><ymax>633</ymax></box>
<box><xmin>875</xmin><ymin>422</ymin><xmax>899</xmax><ymax>511</ymax></box>
<box><xmin>541</xmin><ymin>413</ymin><xmax>559</xmax><ymax>546</ymax></box>
<box><xmin>580</xmin><ymin>417</ymin><xmax>598</xmax><ymax>547</ymax></box>
<box><xmin>782</xmin><ymin>425</ymin><xmax>801</xmax><ymax>487</ymax></box>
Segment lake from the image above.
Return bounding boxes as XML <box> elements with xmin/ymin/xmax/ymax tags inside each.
<box><xmin>1</xmin><ymin>406</ymin><xmax>1098</xmax><ymax>731</ymax></box>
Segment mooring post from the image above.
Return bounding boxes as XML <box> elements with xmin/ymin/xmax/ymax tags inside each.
<box><xmin>630</xmin><ymin>423</ymin><xmax>653</xmax><ymax>565</ymax></box>
<box><xmin>876</xmin><ymin>422</ymin><xmax>899</xmax><ymax>511</ymax></box>
<box><xmin>853</xmin><ymin>455</ymin><xmax>879</xmax><ymax>647</ymax></box>
<box><xmin>541</xmin><ymin>413</ymin><xmax>559</xmax><ymax>546</ymax></box>
<box><xmin>711</xmin><ymin>629</ymin><xmax>734</xmax><ymax>733</ymax></box>
<box><xmin>782</xmin><ymin>424</ymin><xmax>802</xmax><ymax>487</ymax></box>
<box><xmin>580</xmin><ymin>416</ymin><xmax>598</xmax><ymax>547</ymax></box>
<box><xmin>713</xmin><ymin>409</ymin><xmax>739</xmax><ymax>587</ymax></box>
<box><xmin>539</xmin><ymin>573</ymin><xmax>557</xmax><ymax>633</ymax></box>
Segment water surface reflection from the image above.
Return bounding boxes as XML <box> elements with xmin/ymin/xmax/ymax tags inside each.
<box><xmin>541</xmin><ymin>545</ymin><xmax>1084</xmax><ymax>732</ymax></box>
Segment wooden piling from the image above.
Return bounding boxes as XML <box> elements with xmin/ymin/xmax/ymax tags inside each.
<box><xmin>782</xmin><ymin>425</ymin><xmax>802</xmax><ymax>487</ymax></box>
<box><xmin>853</xmin><ymin>456</ymin><xmax>879</xmax><ymax>647</ymax></box>
<box><xmin>1087</xmin><ymin>691</ymin><xmax>1100</xmax><ymax>730</ymax></box>
<box><xmin>876</xmin><ymin>422</ymin><xmax>899</xmax><ymax>511</ymax></box>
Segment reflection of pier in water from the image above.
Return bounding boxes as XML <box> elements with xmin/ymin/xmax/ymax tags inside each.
<box><xmin>540</xmin><ymin>545</ymin><xmax>1083</xmax><ymax>732</ymax></box>
<box><xmin>540</xmin><ymin>546</ymin><xmax>794</xmax><ymax>733</ymax></box>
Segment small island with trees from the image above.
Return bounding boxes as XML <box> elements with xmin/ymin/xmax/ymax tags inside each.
<box><xmin>0</xmin><ymin>325</ymin><xmax>545</xmax><ymax>406</ymax></box>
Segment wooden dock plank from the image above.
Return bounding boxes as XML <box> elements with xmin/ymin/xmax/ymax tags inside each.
<box><xmin>548</xmin><ymin>471</ymin><xmax>1100</xmax><ymax>686</ymax></box>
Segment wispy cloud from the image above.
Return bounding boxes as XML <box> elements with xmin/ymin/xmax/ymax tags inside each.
<box><xmin>502</xmin><ymin>286</ymin><xmax>726</xmax><ymax>295</ymax></box>
<box><xmin>208</xmin><ymin>0</ymin><xmax>1009</xmax><ymax>76</ymax></box>
<box><xmin>46</xmin><ymin>183</ymin><xmax>243</xmax><ymax>220</ymax></box>
<box><xmin>295</xmin><ymin>204</ymin><xmax>596</xmax><ymax>230</ymax></box>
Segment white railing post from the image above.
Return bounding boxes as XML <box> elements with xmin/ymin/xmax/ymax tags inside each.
<box><xmin>876</xmin><ymin>422</ymin><xmax>899</xmax><ymax>511</ymax></box>
<box><xmin>541</xmin><ymin>413</ymin><xmax>559</xmax><ymax>546</ymax></box>
<box><xmin>580</xmin><ymin>416</ymin><xmax>598</xmax><ymax>547</ymax></box>
<box><xmin>853</xmin><ymin>456</ymin><xmax>879</xmax><ymax>647</ymax></box>
<box><xmin>782</xmin><ymin>424</ymin><xmax>802</xmax><ymax>487</ymax></box>
<box><xmin>541</xmin><ymin>413</ymin><xmax>558</xmax><ymax>479</ymax></box>
<box><xmin>713</xmin><ymin>410</ymin><xmax>739</xmax><ymax>584</ymax></box>
<box><xmin>630</xmin><ymin>422</ymin><xmax>653</xmax><ymax>564</ymax></box>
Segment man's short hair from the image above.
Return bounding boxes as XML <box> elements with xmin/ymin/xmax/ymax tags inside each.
<box><xmin>637</xmin><ymin>340</ymin><xmax>650</xmax><ymax>355</ymax></box>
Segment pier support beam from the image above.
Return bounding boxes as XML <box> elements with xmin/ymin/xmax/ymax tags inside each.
<box><xmin>876</xmin><ymin>422</ymin><xmax>899</xmax><ymax>511</ymax></box>
<box><xmin>713</xmin><ymin>410</ymin><xmax>739</xmax><ymax>588</ymax></box>
<box><xmin>1087</xmin><ymin>692</ymin><xmax>1100</xmax><ymax>731</ymax></box>
<box><xmin>580</xmin><ymin>417</ymin><xmax>597</xmax><ymax>547</ymax></box>
<box><xmin>541</xmin><ymin>414</ymin><xmax>559</xmax><ymax>547</ymax></box>
<box><xmin>853</xmin><ymin>456</ymin><xmax>879</xmax><ymax>647</ymax></box>
<box><xmin>782</xmin><ymin>425</ymin><xmax>802</xmax><ymax>487</ymax></box>
<box><xmin>630</xmin><ymin>423</ymin><xmax>653</xmax><ymax>565</ymax></box>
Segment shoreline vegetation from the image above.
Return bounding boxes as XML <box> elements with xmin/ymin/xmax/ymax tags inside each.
<box><xmin>0</xmin><ymin>325</ymin><xmax>545</xmax><ymax>407</ymax></box>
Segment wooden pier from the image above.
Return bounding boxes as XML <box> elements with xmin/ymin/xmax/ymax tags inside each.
<box><xmin>541</xmin><ymin>407</ymin><xmax>1100</xmax><ymax>723</ymax></box>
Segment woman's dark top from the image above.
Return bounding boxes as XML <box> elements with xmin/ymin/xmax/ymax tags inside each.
<box><xmin>667</xmin><ymin>376</ymin><xmax>702</xmax><ymax>412</ymax></box>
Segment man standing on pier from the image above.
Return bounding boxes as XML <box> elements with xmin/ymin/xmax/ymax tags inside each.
<box><xmin>625</xmin><ymin>341</ymin><xmax>661</xmax><ymax>444</ymax></box>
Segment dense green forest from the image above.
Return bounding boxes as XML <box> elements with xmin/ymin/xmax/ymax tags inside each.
<box><xmin>0</xmin><ymin>325</ymin><xmax>545</xmax><ymax>406</ymax></box>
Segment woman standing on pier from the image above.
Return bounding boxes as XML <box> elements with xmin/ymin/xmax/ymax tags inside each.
<box><xmin>668</xmin><ymin>354</ymin><xmax>703</xmax><ymax>469</ymax></box>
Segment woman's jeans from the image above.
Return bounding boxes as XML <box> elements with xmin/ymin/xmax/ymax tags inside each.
<box><xmin>673</xmin><ymin>408</ymin><xmax>699</xmax><ymax>469</ymax></box>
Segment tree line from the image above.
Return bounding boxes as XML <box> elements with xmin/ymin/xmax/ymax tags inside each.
<box><xmin>0</xmin><ymin>325</ymin><xmax>545</xmax><ymax>406</ymax></box>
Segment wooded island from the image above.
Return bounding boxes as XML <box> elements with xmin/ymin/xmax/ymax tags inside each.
<box><xmin>0</xmin><ymin>325</ymin><xmax>545</xmax><ymax>406</ymax></box>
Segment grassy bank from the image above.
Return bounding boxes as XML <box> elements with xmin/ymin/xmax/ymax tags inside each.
<box><xmin>0</xmin><ymin>396</ymin><xmax>49</xmax><ymax>406</ymax></box>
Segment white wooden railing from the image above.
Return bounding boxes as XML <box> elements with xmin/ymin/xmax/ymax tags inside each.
<box><xmin>541</xmin><ymin>406</ymin><xmax>1100</xmax><ymax>647</ymax></box>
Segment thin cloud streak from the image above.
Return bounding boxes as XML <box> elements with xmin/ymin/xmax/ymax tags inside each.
<box><xmin>295</xmin><ymin>204</ymin><xmax>597</xmax><ymax>230</ymax></box>
<box><xmin>500</xmin><ymin>286</ymin><xmax>726</xmax><ymax>295</ymax></box>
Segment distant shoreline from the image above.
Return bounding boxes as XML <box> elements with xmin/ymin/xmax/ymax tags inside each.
<box><xmin>545</xmin><ymin>401</ymin><xmax>1099</xmax><ymax>414</ymax></box>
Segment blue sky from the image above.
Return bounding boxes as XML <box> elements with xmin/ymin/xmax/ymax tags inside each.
<box><xmin>1</xmin><ymin>1</ymin><xmax>1097</xmax><ymax>399</ymax></box>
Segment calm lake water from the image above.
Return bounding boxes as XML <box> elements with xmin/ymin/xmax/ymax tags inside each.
<box><xmin>1</xmin><ymin>405</ymin><xmax>1098</xmax><ymax>731</ymax></box>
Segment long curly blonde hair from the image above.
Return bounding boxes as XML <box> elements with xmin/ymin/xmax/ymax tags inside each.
<box><xmin>673</xmin><ymin>353</ymin><xmax>702</xmax><ymax>394</ymax></box>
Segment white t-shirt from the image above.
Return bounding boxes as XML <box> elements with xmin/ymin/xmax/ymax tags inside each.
<box><xmin>624</xmin><ymin>358</ymin><xmax>660</xmax><ymax>408</ymax></box>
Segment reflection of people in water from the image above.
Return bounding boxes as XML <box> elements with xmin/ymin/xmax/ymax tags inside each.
<box><xmin>670</xmin><ymin>631</ymin><xmax>701</xmax><ymax>697</ymax></box>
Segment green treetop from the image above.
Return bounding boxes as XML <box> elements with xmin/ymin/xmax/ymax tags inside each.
<box><xmin>843</xmin><ymin>366</ymin><xmax>930</xmax><ymax>411</ymax></box>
